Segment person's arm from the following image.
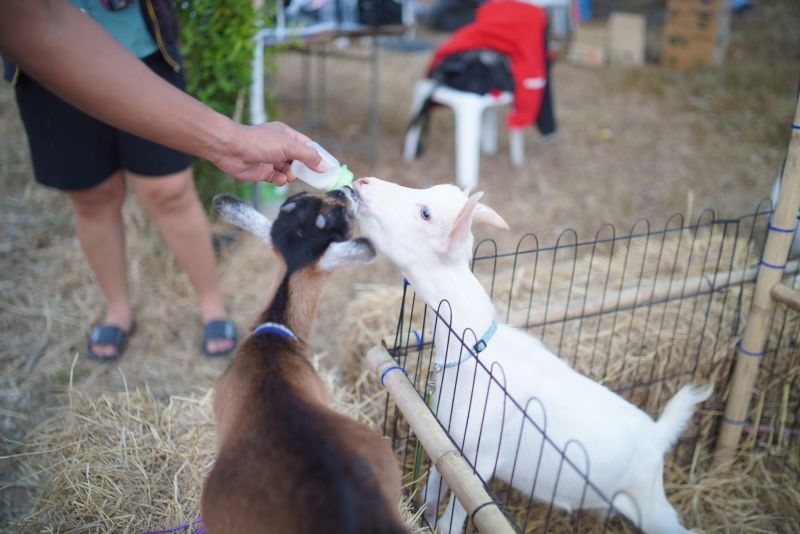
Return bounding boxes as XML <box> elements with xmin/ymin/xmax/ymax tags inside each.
<box><xmin>0</xmin><ymin>0</ymin><xmax>321</xmax><ymax>184</ymax></box>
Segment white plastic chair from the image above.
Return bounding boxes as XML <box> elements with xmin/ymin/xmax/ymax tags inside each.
<box><xmin>403</xmin><ymin>79</ymin><xmax>524</xmax><ymax>189</ymax></box>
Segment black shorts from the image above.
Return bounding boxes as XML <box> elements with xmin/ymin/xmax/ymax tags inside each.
<box><xmin>15</xmin><ymin>52</ymin><xmax>192</xmax><ymax>191</ymax></box>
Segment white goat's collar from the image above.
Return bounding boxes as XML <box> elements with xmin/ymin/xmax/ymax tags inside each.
<box><xmin>252</xmin><ymin>322</ymin><xmax>298</xmax><ymax>341</ymax></box>
<box><xmin>433</xmin><ymin>320</ymin><xmax>497</xmax><ymax>373</ymax></box>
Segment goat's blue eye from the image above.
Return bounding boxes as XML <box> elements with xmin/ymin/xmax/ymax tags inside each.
<box><xmin>421</xmin><ymin>206</ymin><xmax>431</xmax><ymax>221</ymax></box>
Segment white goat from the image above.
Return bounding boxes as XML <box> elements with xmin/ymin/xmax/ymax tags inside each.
<box><xmin>353</xmin><ymin>178</ymin><xmax>712</xmax><ymax>534</ymax></box>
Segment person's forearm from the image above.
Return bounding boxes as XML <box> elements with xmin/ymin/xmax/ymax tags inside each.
<box><xmin>0</xmin><ymin>0</ymin><xmax>235</xmax><ymax>163</ymax></box>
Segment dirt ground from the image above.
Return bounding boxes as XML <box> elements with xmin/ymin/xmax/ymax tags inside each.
<box><xmin>1</xmin><ymin>0</ymin><xmax>799</xmax><ymax>529</ymax></box>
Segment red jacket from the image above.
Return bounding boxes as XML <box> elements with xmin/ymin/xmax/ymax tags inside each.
<box><xmin>428</xmin><ymin>0</ymin><xmax>548</xmax><ymax>128</ymax></box>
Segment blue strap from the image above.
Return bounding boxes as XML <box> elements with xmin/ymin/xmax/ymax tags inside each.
<box><xmin>759</xmin><ymin>258</ymin><xmax>786</xmax><ymax>270</ymax></box>
<box><xmin>252</xmin><ymin>322</ymin><xmax>299</xmax><ymax>341</ymax></box>
<box><xmin>437</xmin><ymin>355</ymin><xmax>470</xmax><ymax>371</ymax></box>
<box><xmin>723</xmin><ymin>415</ymin><xmax>747</xmax><ymax>426</ymax></box>
<box><xmin>473</xmin><ymin>321</ymin><xmax>497</xmax><ymax>353</ymax></box>
<box><xmin>767</xmin><ymin>222</ymin><xmax>796</xmax><ymax>233</ymax></box>
<box><xmin>736</xmin><ymin>340</ymin><xmax>763</xmax><ymax>358</ymax></box>
<box><xmin>412</xmin><ymin>330</ymin><xmax>423</xmax><ymax>351</ymax></box>
<box><xmin>380</xmin><ymin>365</ymin><xmax>408</xmax><ymax>385</ymax></box>
<box><xmin>792</xmin><ymin>124</ymin><xmax>800</xmax><ymax>130</ymax></box>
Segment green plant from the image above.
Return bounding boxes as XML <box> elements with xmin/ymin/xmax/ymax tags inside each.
<box><xmin>173</xmin><ymin>0</ymin><xmax>276</xmax><ymax>206</ymax></box>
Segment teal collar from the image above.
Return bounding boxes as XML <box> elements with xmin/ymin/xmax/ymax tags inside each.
<box><xmin>433</xmin><ymin>320</ymin><xmax>497</xmax><ymax>373</ymax></box>
<box><xmin>472</xmin><ymin>320</ymin><xmax>497</xmax><ymax>353</ymax></box>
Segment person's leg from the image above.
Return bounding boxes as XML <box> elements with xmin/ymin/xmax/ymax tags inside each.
<box><xmin>68</xmin><ymin>170</ymin><xmax>132</xmax><ymax>358</ymax></box>
<box><xmin>129</xmin><ymin>167</ymin><xmax>233</xmax><ymax>354</ymax></box>
<box><xmin>536</xmin><ymin>23</ymin><xmax>557</xmax><ymax>139</ymax></box>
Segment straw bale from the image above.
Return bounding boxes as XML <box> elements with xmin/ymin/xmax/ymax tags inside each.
<box><xmin>338</xmin><ymin>284</ymin><xmax>405</xmax><ymax>379</ymax></box>
<box><xmin>389</xmin><ymin>432</ymin><xmax>800</xmax><ymax>533</ymax></box>
<box><xmin>12</xmin><ymin>383</ymin><xmax>214</xmax><ymax>533</ymax></box>
<box><xmin>9</xmin><ymin>356</ymin><xmax>430</xmax><ymax>533</ymax></box>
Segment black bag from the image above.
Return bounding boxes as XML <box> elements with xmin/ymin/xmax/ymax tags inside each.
<box><xmin>358</xmin><ymin>0</ymin><xmax>403</xmax><ymax>26</ymax></box>
<box><xmin>429</xmin><ymin>49</ymin><xmax>514</xmax><ymax>94</ymax></box>
<box><xmin>405</xmin><ymin>49</ymin><xmax>513</xmax><ymax>158</ymax></box>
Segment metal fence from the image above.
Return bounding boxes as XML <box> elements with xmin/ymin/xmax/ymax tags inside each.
<box><xmin>380</xmin><ymin>201</ymin><xmax>800</xmax><ymax>533</ymax></box>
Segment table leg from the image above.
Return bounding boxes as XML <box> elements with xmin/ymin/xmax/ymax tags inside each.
<box><xmin>369</xmin><ymin>37</ymin><xmax>379</xmax><ymax>166</ymax></box>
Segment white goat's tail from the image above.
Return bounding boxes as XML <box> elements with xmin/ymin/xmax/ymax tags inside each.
<box><xmin>654</xmin><ymin>384</ymin><xmax>713</xmax><ymax>453</ymax></box>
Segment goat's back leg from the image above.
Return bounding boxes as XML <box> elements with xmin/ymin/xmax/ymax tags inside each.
<box><xmin>435</xmin><ymin>492</ymin><xmax>469</xmax><ymax>534</ymax></box>
<box><xmin>640</xmin><ymin>496</ymin><xmax>693</xmax><ymax>534</ymax></box>
<box><xmin>423</xmin><ymin>465</ymin><xmax>449</xmax><ymax>526</ymax></box>
<box><xmin>619</xmin><ymin>476</ymin><xmax>691</xmax><ymax>534</ymax></box>
<box><xmin>431</xmin><ymin>453</ymin><xmax>496</xmax><ymax>534</ymax></box>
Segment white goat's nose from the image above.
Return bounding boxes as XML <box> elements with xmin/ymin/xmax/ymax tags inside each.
<box><xmin>355</xmin><ymin>178</ymin><xmax>370</xmax><ymax>188</ymax></box>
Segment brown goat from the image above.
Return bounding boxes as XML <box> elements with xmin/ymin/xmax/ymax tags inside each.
<box><xmin>201</xmin><ymin>190</ymin><xmax>406</xmax><ymax>534</ymax></box>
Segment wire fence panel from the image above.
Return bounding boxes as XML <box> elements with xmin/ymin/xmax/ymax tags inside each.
<box><xmin>381</xmin><ymin>203</ymin><xmax>800</xmax><ymax>533</ymax></box>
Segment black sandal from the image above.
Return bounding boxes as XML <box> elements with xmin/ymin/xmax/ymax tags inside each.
<box><xmin>86</xmin><ymin>323</ymin><xmax>134</xmax><ymax>363</ymax></box>
<box><xmin>202</xmin><ymin>319</ymin><xmax>237</xmax><ymax>357</ymax></box>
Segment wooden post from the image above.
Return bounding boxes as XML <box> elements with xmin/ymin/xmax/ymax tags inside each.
<box><xmin>367</xmin><ymin>346</ymin><xmax>516</xmax><ymax>534</ymax></box>
<box><xmin>714</xmin><ymin>94</ymin><xmax>800</xmax><ymax>467</ymax></box>
<box><xmin>770</xmin><ymin>282</ymin><xmax>800</xmax><ymax>311</ymax></box>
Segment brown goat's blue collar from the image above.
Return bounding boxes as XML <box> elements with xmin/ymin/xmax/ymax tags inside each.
<box><xmin>252</xmin><ymin>322</ymin><xmax>299</xmax><ymax>341</ymax></box>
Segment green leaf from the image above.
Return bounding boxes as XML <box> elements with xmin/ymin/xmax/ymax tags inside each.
<box><xmin>174</xmin><ymin>0</ymin><xmax>274</xmax><ymax>206</ymax></box>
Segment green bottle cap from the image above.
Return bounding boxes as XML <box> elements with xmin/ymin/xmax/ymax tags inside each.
<box><xmin>327</xmin><ymin>165</ymin><xmax>354</xmax><ymax>191</ymax></box>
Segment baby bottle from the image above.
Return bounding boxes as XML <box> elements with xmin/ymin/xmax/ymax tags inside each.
<box><xmin>290</xmin><ymin>141</ymin><xmax>354</xmax><ymax>191</ymax></box>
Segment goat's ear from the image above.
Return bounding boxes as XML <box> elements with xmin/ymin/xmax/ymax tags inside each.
<box><xmin>213</xmin><ymin>194</ymin><xmax>272</xmax><ymax>245</ymax></box>
<box><xmin>318</xmin><ymin>238</ymin><xmax>376</xmax><ymax>271</ymax></box>
<box><xmin>442</xmin><ymin>192</ymin><xmax>483</xmax><ymax>260</ymax></box>
<box><xmin>474</xmin><ymin>202</ymin><xmax>510</xmax><ymax>230</ymax></box>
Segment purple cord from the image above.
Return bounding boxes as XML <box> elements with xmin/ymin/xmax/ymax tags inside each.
<box><xmin>140</xmin><ymin>517</ymin><xmax>203</xmax><ymax>534</ymax></box>
<box><xmin>745</xmin><ymin>424</ymin><xmax>800</xmax><ymax>436</ymax></box>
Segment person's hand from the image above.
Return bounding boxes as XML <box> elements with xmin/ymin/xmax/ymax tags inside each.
<box><xmin>210</xmin><ymin>121</ymin><xmax>324</xmax><ymax>185</ymax></box>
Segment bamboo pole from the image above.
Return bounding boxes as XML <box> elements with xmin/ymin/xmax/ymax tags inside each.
<box><xmin>713</xmin><ymin>94</ymin><xmax>800</xmax><ymax>467</ymax></box>
<box><xmin>524</xmin><ymin>261</ymin><xmax>799</xmax><ymax>327</ymax></box>
<box><xmin>367</xmin><ymin>346</ymin><xmax>516</xmax><ymax>534</ymax></box>
<box><xmin>770</xmin><ymin>282</ymin><xmax>800</xmax><ymax>311</ymax></box>
<box><xmin>389</xmin><ymin>262</ymin><xmax>800</xmax><ymax>352</ymax></box>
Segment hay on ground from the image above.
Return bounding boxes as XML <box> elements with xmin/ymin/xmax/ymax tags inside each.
<box><xmin>9</xmin><ymin>356</ymin><xmax>430</xmax><ymax>533</ymax></box>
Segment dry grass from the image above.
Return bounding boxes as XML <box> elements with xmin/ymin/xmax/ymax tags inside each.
<box><xmin>1</xmin><ymin>0</ymin><xmax>799</xmax><ymax>530</ymax></box>
<box><xmin>9</xmin><ymin>355</ymin><xmax>430</xmax><ymax>533</ymax></box>
<box><xmin>15</xmin><ymin>223</ymin><xmax>796</xmax><ymax>533</ymax></box>
<box><xmin>490</xmin><ymin>449</ymin><xmax>800</xmax><ymax>533</ymax></box>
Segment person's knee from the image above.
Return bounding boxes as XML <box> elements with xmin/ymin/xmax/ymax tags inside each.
<box><xmin>135</xmin><ymin>170</ymin><xmax>198</xmax><ymax>216</ymax></box>
<box><xmin>70</xmin><ymin>173</ymin><xmax>126</xmax><ymax>218</ymax></box>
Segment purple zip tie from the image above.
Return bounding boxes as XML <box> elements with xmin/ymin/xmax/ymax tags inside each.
<box><xmin>140</xmin><ymin>517</ymin><xmax>202</xmax><ymax>534</ymax></box>
<box><xmin>412</xmin><ymin>329</ymin><xmax>423</xmax><ymax>351</ymax></box>
<box><xmin>767</xmin><ymin>222</ymin><xmax>796</xmax><ymax>233</ymax></box>
<box><xmin>745</xmin><ymin>424</ymin><xmax>800</xmax><ymax>436</ymax></box>
<box><xmin>380</xmin><ymin>365</ymin><xmax>408</xmax><ymax>385</ymax></box>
